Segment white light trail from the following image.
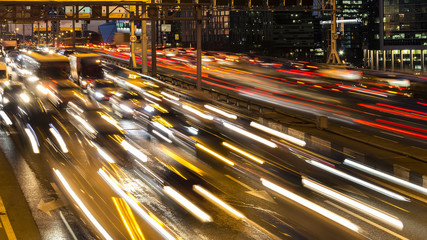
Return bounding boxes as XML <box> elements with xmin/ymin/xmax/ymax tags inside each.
<box><xmin>344</xmin><ymin>159</ymin><xmax>427</xmax><ymax>196</ymax></box>
<box><xmin>98</xmin><ymin>169</ymin><xmax>177</xmax><ymax>240</ymax></box>
<box><xmin>223</xmin><ymin>122</ymin><xmax>277</xmax><ymax>148</ymax></box>
<box><xmin>193</xmin><ymin>185</ymin><xmax>245</xmax><ymax>220</ymax></box>
<box><xmin>250</xmin><ymin>121</ymin><xmax>306</xmax><ymax>147</ymax></box>
<box><xmin>302</xmin><ymin>177</ymin><xmax>403</xmax><ymax>230</ymax></box>
<box><xmin>261</xmin><ymin>178</ymin><xmax>359</xmax><ymax>232</ymax></box>
<box><xmin>182</xmin><ymin>104</ymin><xmax>214</xmax><ymax>120</ymax></box>
<box><xmin>306</xmin><ymin>160</ymin><xmax>409</xmax><ymax>201</ymax></box>
<box><xmin>204</xmin><ymin>105</ymin><xmax>237</xmax><ymax>120</ymax></box>
<box><xmin>49</xmin><ymin>126</ymin><xmax>69</xmax><ymax>153</ymax></box>
<box><xmin>121</xmin><ymin>140</ymin><xmax>147</xmax><ymax>162</ymax></box>
<box><xmin>163</xmin><ymin>186</ymin><xmax>213</xmax><ymax>223</ymax></box>
<box><xmin>25</xmin><ymin>128</ymin><xmax>39</xmax><ymax>154</ymax></box>
<box><xmin>0</xmin><ymin>111</ymin><xmax>12</xmax><ymax>125</ymax></box>
<box><xmin>54</xmin><ymin>169</ymin><xmax>112</xmax><ymax>240</ymax></box>
<box><xmin>152</xmin><ymin>130</ymin><xmax>173</xmax><ymax>143</ymax></box>
<box><xmin>161</xmin><ymin>92</ymin><xmax>179</xmax><ymax>101</ymax></box>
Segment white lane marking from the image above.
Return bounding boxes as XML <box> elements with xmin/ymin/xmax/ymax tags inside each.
<box><xmin>59</xmin><ymin>211</ymin><xmax>78</xmax><ymax>240</ymax></box>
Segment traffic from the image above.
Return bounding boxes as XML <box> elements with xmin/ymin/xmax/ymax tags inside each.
<box><xmin>0</xmin><ymin>45</ymin><xmax>427</xmax><ymax>240</ymax></box>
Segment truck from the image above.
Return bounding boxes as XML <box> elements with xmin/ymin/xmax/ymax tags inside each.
<box><xmin>69</xmin><ymin>53</ymin><xmax>104</xmax><ymax>89</ymax></box>
<box><xmin>1</xmin><ymin>40</ymin><xmax>17</xmax><ymax>56</ymax></box>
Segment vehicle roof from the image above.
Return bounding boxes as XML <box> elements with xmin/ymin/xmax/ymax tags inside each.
<box><xmin>23</xmin><ymin>50</ymin><xmax>69</xmax><ymax>62</ymax></box>
<box><xmin>70</xmin><ymin>53</ymin><xmax>101</xmax><ymax>58</ymax></box>
<box><xmin>54</xmin><ymin>80</ymin><xmax>79</xmax><ymax>86</ymax></box>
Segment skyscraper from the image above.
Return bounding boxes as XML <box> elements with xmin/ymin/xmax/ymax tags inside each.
<box><xmin>363</xmin><ymin>0</ymin><xmax>427</xmax><ymax>72</ymax></box>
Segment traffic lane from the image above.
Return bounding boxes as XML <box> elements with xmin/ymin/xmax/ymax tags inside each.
<box><xmin>148</xmin><ymin>54</ymin><xmax>427</xmax><ymax>145</ymax></box>
<box><xmin>121</xmin><ymin>119</ymin><xmax>367</xmax><ymax>239</ymax></box>
<box><xmin>204</xmin><ymin>121</ymin><xmax>426</xmax><ymax>238</ymax></box>
<box><xmin>0</xmin><ymin>133</ymin><xmax>41</xmax><ymax>240</ymax></box>
<box><xmin>57</xmin><ymin>110</ymin><xmax>281</xmax><ymax>239</ymax></box>
<box><xmin>101</xmin><ymin>49</ymin><xmax>425</xmax><ymax>134</ymax></box>
<box><xmin>81</xmin><ymin>81</ymin><xmax>414</xmax><ymax>239</ymax></box>
<box><xmin>0</xmin><ymin>126</ymin><xmax>88</xmax><ymax>239</ymax></box>
<box><xmin>121</xmin><ymin>124</ymin><xmax>292</xmax><ymax>239</ymax></box>
<box><xmin>47</xmin><ymin>124</ymin><xmax>177</xmax><ymax>240</ymax></box>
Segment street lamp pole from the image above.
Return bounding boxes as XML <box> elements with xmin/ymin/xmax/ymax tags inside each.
<box><xmin>196</xmin><ymin>4</ymin><xmax>202</xmax><ymax>91</ymax></box>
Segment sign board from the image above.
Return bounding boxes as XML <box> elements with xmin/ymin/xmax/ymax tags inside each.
<box><xmin>33</xmin><ymin>21</ymin><xmax>82</xmax><ymax>31</ymax></box>
<box><xmin>163</xmin><ymin>34</ymin><xmax>167</xmax><ymax>41</ymax></box>
<box><xmin>175</xmin><ymin>34</ymin><xmax>179</xmax><ymax>41</ymax></box>
<box><xmin>130</xmin><ymin>35</ymin><xmax>137</xmax><ymax>42</ymax></box>
<box><xmin>161</xmin><ymin>24</ymin><xmax>171</xmax><ymax>32</ymax></box>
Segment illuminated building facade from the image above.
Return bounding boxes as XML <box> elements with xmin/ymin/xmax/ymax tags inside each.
<box><xmin>363</xmin><ymin>0</ymin><xmax>427</xmax><ymax>72</ymax></box>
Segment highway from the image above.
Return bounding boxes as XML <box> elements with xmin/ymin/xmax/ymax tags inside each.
<box><xmin>1</xmin><ymin>48</ymin><xmax>427</xmax><ymax>240</ymax></box>
<box><xmin>97</xmin><ymin>48</ymin><xmax>427</xmax><ymax>148</ymax></box>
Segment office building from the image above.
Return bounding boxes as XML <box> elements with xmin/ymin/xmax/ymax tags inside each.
<box><xmin>363</xmin><ymin>0</ymin><xmax>427</xmax><ymax>72</ymax></box>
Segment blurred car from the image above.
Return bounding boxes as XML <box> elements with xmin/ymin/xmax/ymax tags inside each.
<box><xmin>134</xmin><ymin>100</ymin><xmax>197</xmax><ymax>149</ymax></box>
<box><xmin>66</xmin><ymin>101</ymin><xmax>134</xmax><ymax>166</ymax></box>
<box><xmin>110</xmin><ymin>90</ymin><xmax>146</xmax><ymax>118</ymax></box>
<box><xmin>0</xmin><ymin>62</ymin><xmax>9</xmax><ymax>83</ymax></box>
<box><xmin>103</xmin><ymin>65</ymin><xmax>160</xmax><ymax>92</ymax></box>
<box><xmin>4</xmin><ymin>50</ymin><xmax>19</xmax><ymax>66</ymax></box>
<box><xmin>86</xmin><ymin>79</ymin><xmax>118</xmax><ymax>101</ymax></box>
<box><xmin>1</xmin><ymin>81</ymin><xmax>31</xmax><ymax>112</ymax></box>
<box><xmin>44</xmin><ymin>80</ymin><xmax>84</xmax><ymax>108</ymax></box>
<box><xmin>56</xmin><ymin>49</ymin><xmax>75</xmax><ymax>56</ymax></box>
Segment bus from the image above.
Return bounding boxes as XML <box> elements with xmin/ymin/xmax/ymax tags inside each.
<box><xmin>13</xmin><ymin>49</ymin><xmax>69</xmax><ymax>84</ymax></box>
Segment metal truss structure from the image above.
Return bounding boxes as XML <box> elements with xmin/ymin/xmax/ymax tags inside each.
<box><xmin>0</xmin><ymin>2</ymin><xmax>209</xmax><ymax>22</ymax></box>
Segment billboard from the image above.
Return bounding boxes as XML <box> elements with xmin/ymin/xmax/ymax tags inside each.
<box><xmin>33</xmin><ymin>21</ymin><xmax>82</xmax><ymax>31</ymax></box>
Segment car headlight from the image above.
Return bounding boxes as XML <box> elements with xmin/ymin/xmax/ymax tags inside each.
<box><xmin>120</xmin><ymin>104</ymin><xmax>133</xmax><ymax>113</ymax></box>
<box><xmin>28</xmin><ymin>76</ymin><xmax>39</xmax><ymax>82</ymax></box>
<box><xmin>144</xmin><ymin>105</ymin><xmax>155</xmax><ymax>113</ymax></box>
<box><xmin>187</xmin><ymin>126</ymin><xmax>199</xmax><ymax>135</ymax></box>
<box><xmin>20</xmin><ymin>93</ymin><xmax>31</xmax><ymax>103</ymax></box>
<box><xmin>94</xmin><ymin>92</ymin><xmax>104</xmax><ymax>99</ymax></box>
<box><xmin>3</xmin><ymin>97</ymin><xmax>9</xmax><ymax>104</ymax></box>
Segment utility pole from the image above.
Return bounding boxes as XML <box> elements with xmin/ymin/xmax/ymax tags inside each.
<box><xmin>149</xmin><ymin>1</ymin><xmax>157</xmax><ymax>77</ymax></box>
<box><xmin>326</xmin><ymin>0</ymin><xmax>341</xmax><ymax>64</ymax></box>
<box><xmin>142</xmin><ymin>10</ymin><xmax>148</xmax><ymax>74</ymax></box>
<box><xmin>72</xmin><ymin>6</ymin><xmax>76</xmax><ymax>49</ymax></box>
<box><xmin>37</xmin><ymin>22</ymin><xmax>40</xmax><ymax>45</ymax></box>
<box><xmin>130</xmin><ymin>16</ymin><xmax>137</xmax><ymax>68</ymax></box>
<box><xmin>196</xmin><ymin>4</ymin><xmax>202</xmax><ymax>91</ymax></box>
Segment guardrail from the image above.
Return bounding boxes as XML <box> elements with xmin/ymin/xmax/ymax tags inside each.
<box><xmin>101</xmin><ymin>54</ymin><xmax>427</xmax><ymax>188</ymax></box>
<box><xmin>101</xmin><ymin>55</ymin><xmax>315</xmax><ymax>125</ymax></box>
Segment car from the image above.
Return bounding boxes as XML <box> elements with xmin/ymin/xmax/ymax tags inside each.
<box><xmin>0</xmin><ymin>62</ymin><xmax>9</xmax><ymax>84</ymax></box>
<box><xmin>86</xmin><ymin>79</ymin><xmax>118</xmax><ymax>102</ymax></box>
<box><xmin>44</xmin><ymin>80</ymin><xmax>84</xmax><ymax>108</ymax></box>
<box><xmin>66</xmin><ymin>101</ymin><xmax>134</xmax><ymax>166</ymax></box>
<box><xmin>56</xmin><ymin>49</ymin><xmax>75</xmax><ymax>56</ymax></box>
<box><xmin>133</xmin><ymin>100</ymin><xmax>197</xmax><ymax>149</ymax></box>
<box><xmin>1</xmin><ymin>81</ymin><xmax>31</xmax><ymax>112</ymax></box>
<box><xmin>110</xmin><ymin>90</ymin><xmax>146</xmax><ymax>118</ymax></box>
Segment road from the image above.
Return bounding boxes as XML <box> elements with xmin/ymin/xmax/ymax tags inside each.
<box><xmin>1</xmin><ymin>51</ymin><xmax>427</xmax><ymax>240</ymax></box>
<box><xmin>97</xmin><ymin>49</ymin><xmax>427</xmax><ymax>148</ymax></box>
